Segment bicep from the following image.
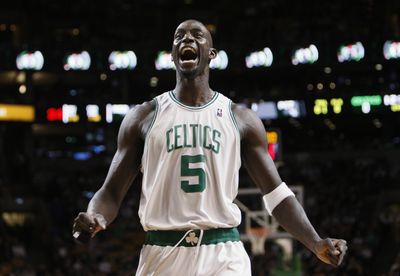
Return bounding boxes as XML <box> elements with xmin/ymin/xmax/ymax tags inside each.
<box><xmin>101</xmin><ymin>109</ymin><xmax>145</xmax><ymax>202</ymax></box>
<box><xmin>239</xmin><ymin>109</ymin><xmax>282</xmax><ymax>194</ymax></box>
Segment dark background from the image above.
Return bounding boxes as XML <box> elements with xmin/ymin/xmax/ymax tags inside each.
<box><xmin>0</xmin><ymin>0</ymin><xmax>399</xmax><ymax>275</ymax></box>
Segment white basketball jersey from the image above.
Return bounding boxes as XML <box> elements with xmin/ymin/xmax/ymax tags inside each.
<box><xmin>139</xmin><ymin>91</ymin><xmax>242</xmax><ymax>231</ymax></box>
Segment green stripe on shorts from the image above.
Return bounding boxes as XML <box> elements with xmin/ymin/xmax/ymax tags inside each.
<box><xmin>144</xmin><ymin>228</ymin><xmax>240</xmax><ymax>247</ymax></box>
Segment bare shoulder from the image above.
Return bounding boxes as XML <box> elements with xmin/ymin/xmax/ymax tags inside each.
<box><xmin>120</xmin><ymin>100</ymin><xmax>156</xmax><ymax>140</ymax></box>
<box><xmin>231</xmin><ymin>103</ymin><xmax>264</xmax><ymax>140</ymax></box>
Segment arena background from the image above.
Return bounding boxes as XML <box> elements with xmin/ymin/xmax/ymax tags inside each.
<box><xmin>0</xmin><ymin>0</ymin><xmax>400</xmax><ymax>275</ymax></box>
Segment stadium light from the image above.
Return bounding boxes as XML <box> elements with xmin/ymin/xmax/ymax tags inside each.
<box><xmin>291</xmin><ymin>44</ymin><xmax>318</xmax><ymax>65</ymax></box>
<box><xmin>330</xmin><ymin>98</ymin><xmax>344</xmax><ymax>114</ymax></box>
<box><xmin>62</xmin><ymin>104</ymin><xmax>79</xmax><ymax>123</ymax></box>
<box><xmin>155</xmin><ymin>51</ymin><xmax>175</xmax><ymax>70</ymax></box>
<box><xmin>210</xmin><ymin>50</ymin><xmax>228</xmax><ymax>70</ymax></box>
<box><xmin>313</xmin><ymin>99</ymin><xmax>328</xmax><ymax>115</ymax></box>
<box><xmin>86</xmin><ymin>104</ymin><xmax>101</xmax><ymax>122</ymax></box>
<box><xmin>18</xmin><ymin>84</ymin><xmax>27</xmax><ymax>94</ymax></box>
<box><xmin>351</xmin><ymin>95</ymin><xmax>382</xmax><ymax>114</ymax></box>
<box><xmin>106</xmin><ymin>104</ymin><xmax>130</xmax><ymax>123</ymax></box>
<box><xmin>266</xmin><ymin>130</ymin><xmax>280</xmax><ymax>161</ymax></box>
<box><xmin>109</xmin><ymin>51</ymin><xmax>137</xmax><ymax>70</ymax></box>
<box><xmin>64</xmin><ymin>51</ymin><xmax>91</xmax><ymax>71</ymax></box>
<box><xmin>251</xmin><ymin>102</ymin><xmax>277</xmax><ymax>119</ymax></box>
<box><xmin>16</xmin><ymin>51</ymin><xmax>44</xmax><ymax>70</ymax></box>
<box><xmin>0</xmin><ymin>104</ymin><xmax>35</xmax><ymax>122</ymax></box>
<box><xmin>245</xmin><ymin>47</ymin><xmax>273</xmax><ymax>68</ymax></box>
<box><xmin>46</xmin><ymin>107</ymin><xmax>62</xmax><ymax>122</ymax></box>
<box><xmin>351</xmin><ymin>95</ymin><xmax>382</xmax><ymax>107</ymax></box>
<box><xmin>313</xmin><ymin>98</ymin><xmax>344</xmax><ymax>115</ymax></box>
<box><xmin>337</xmin><ymin>42</ymin><xmax>365</xmax><ymax>62</ymax></box>
<box><xmin>277</xmin><ymin>100</ymin><xmax>304</xmax><ymax>118</ymax></box>
<box><xmin>383</xmin><ymin>94</ymin><xmax>400</xmax><ymax>112</ymax></box>
<box><xmin>383</xmin><ymin>41</ymin><xmax>400</xmax><ymax>60</ymax></box>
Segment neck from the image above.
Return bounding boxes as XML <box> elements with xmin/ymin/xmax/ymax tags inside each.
<box><xmin>174</xmin><ymin>71</ymin><xmax>214</xmax><ymax>106</ymax></box>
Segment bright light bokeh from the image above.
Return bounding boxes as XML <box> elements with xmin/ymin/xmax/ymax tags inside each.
<box><xmin>292</xmin><ymin>45</ymin><xmax>318</xmax><ymax>65</ymax></box>
<box><xmin>109</xmin><ymin>51</ymin><xmax>137</xmax><ymax>70</ymax></box>
<box><xmin>16</xmin><ymin>51</ymin><xmax>44</xmax><ymax>70</ymax></box>
<box><xmin>246</xmin><ymin>47</ymin><xmax>273</xmax><ymax>68</ymax></box>
<box><xmin>64</xmin><ymin>51</ymin><xmax>91</xmax><ymax>71</ymax></box>
<box><xmin>337</xmin><ymin>42</ymin><xmax>365</xmax><ymax>62</ymax></box>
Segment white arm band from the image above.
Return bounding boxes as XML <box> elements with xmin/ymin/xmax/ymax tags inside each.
<box><xmin>262</xmin><ymin>182</ymin><xmax>295</xmax><ymax>215</ymax></box>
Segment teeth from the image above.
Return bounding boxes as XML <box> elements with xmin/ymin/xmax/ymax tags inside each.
<box><xmin>182</xmin><ymin>47</ymin><xmax>196</xmax><ymax>55</ymax></box>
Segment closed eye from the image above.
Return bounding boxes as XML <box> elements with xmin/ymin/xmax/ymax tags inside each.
<box><xmin>194</xmin><ymin>32</ymin><xmax>203</xmax><ymax>38</ymax></box>
<box><xmin>175</xmin><ymin>33</ymin><xmax>183</xmax><ymax>39</ymax></box>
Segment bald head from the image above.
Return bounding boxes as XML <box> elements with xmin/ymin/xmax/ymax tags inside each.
<box><xmin>171</xmin><ymin>19</ymin><xmax>217</xmax><ymax>79</ymax></box>
<box><xmin>175</xmin><ymin>19</ymin><xmax>213</xmax><ymax>47</ymax></box>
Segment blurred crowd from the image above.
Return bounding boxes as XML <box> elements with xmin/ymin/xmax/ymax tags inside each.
<box><xmin>1</xmin><ymin>134</ymin><xmax>400</xmax><ymax>275</ymax></box>
<box><xmin>1</xmin><ymin>0</ymin><xmax>400</xmax><ymax>274</ymax></box>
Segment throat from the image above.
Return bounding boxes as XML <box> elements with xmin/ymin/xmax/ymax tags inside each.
<box><xmin>174</xmin><ymin>77</ymin><xmax>213</xmax><ymax>107</ymax></box>
<box><xmin>173</xmin><ymin>89</ymin><xmax>215</xmax><ymax>107</ymax></box>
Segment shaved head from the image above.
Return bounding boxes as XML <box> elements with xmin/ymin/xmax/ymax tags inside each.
<box><xmin>175</xmin><ymin>19</ymin><xmax>213</xmax><ymax>47</ymax></box>
<box><xmin>172</xmin><ymin>19</ymin><xmax>217</xmax><ymax>79</ymax></box>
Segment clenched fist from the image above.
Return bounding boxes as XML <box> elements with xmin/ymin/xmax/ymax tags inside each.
<box><xmin>72</xmin><ymin>212</ymin><xmax>107</xmax><ymax>243</ymax></box>
<box><xmin>314</xmin><ymin>238</ymin><xmax>347</xmax><ymax>267</ymax></box>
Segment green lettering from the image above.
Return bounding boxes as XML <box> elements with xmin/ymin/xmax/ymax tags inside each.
<box><xmin>174</xmin><ymin>125</ymin><xmax>183</xmax><ymax>149</ymax></box>
<box><xmin>167</xmin><ymin>128</ymin><xmax>174</xmax><ymax>152</ymax></box>
<box><xmin>190</xmin><ymin>124</ymin><xmax>198</xmax><ymax>148</ymax></box>
<box><xmin>199</xmin><ymin>124</ymin><xmax>202</xmax><ymax>147</ymax></box>
<box><xmin>212</xmin><ymin>130</ymin><xmax>221</xmax><ymax>153</ymax></box>
<box><xmin>181</xmin><ymin>155</ymin><xmax>206</xmax><ymax>193</ymax></box>
<box><xmin>183</xmin><ymin>124</ymin><xmax>191</xmax><ymax>147</ymax></box>
<box><xmin>203</xmin><ymin>125</ymin><xmax>212</xmax><ymax>149</ymax></box>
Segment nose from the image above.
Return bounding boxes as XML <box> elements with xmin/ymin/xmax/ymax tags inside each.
<box><xmin>182</xmin><ymin>32</ymin><xmax>194</xmax><ymax>43</ymax></box>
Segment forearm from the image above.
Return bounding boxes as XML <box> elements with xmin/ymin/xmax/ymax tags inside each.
<box><xmin>87</xmin><ymin>187</ymin><xmax>121</xmax><ymax>225</ymax></box>
<box><xmin>272</xmin><ymin>196</ymin><xmax>322</xmax><ymax>253</ymax></box>
<box><xmin>86</xmin><ymin>150</ymin><xmax>139</xmax><ymax>225</ymax></box>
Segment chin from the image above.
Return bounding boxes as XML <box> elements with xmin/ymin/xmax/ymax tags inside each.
<box><xmin>178</xmin><ymin>66</ymin><xmax>199</xmax><ymax>79</ymax></box>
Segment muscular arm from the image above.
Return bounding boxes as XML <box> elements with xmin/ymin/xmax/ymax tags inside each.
<box><xmin>73</xmin><ymin>101</ymin><xmax>155</xmax><ymax>237</ymax></box>
<box><xmin>88</xmin><ymin>101</ymin><xmax>155</xmax><ymax>224</ymax></box>
<box><xmin>233</xmin><ymin>104</ymin><xmax>346</xmax><ymax>265</ymax></box>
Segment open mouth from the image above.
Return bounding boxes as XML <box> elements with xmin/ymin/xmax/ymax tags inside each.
<box><xmin>179</xmin><ymin>46</ymin><xmax>198</xmax><ymax>65</ymax></box>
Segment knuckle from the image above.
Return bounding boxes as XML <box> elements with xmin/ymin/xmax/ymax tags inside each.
<box><xmin>77</xmin><ymin>212</ymin><xmax>86</xmax><ymax>219</ymax></box>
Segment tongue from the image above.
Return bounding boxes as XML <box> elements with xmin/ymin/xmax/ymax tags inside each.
<box><xmin>181</xmin><ymin>53</ymin><xmax>196</xmax><ymax>61</ymax></box>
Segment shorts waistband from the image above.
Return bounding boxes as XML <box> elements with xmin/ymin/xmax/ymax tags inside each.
<box><xmin>144</xmin><ymin>227</ymin><xmax>240</xmax><ymax>247</ymax></box>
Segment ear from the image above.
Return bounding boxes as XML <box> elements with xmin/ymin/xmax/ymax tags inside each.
<box><xmin>209</xmin><ymin>48</ymin><xmax>217</xmax><ymax>60</ymax></box>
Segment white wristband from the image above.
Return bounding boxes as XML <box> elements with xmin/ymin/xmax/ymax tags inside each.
<box><xmin>262</xmin><ymin>182</ymin><xmax>295</xmax><ymax>215</ymax></box>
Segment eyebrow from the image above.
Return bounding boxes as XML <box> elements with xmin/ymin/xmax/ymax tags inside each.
<box><xmin>175</xmin><ymin>27</ymin><xmax>205</xmax><ymax>33</ymax></box>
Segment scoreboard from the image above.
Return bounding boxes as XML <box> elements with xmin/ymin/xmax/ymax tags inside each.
<box><xmin>312</xmin><ymin>94</ymin><xmax>400</xmax><ymax>116</ymax></box>
<box><xmin>0</xmin><ymin>93</ymin><xmax>398</xmax><ymax>123</ymax></box>
<box><xmin>266</xmin><ymin>129</ymin><xmax>281</xmax><ymax>162</ymax></box>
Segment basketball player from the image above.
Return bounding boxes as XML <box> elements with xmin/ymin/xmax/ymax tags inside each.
<box><xmin>73</xmin><ymin>20</ymin><xmax>347</xmax><ymax>275</ymax></box>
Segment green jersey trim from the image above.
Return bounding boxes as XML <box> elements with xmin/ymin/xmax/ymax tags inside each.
<box><xmin>145</xmin><ymin>98</ymin><xmax>159</xmax><ymax>139</ymax></box>
<box><xmin>169</xmin><ymin>90</ymin><xmax>219</xmax><ymax>110</ymax></box>
<box><xmin>144</xmin><ymin>227</ymin><xmax>240</xmax><ymax>247</ymax></box>
<box><xmin>228</xmin><ymin>100</ymin><xmax>240</xmax><ymax>135</ymax></box>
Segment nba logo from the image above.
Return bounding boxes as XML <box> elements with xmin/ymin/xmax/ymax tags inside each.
<box><xmin>217</xmin><ymin>108</ymin><xmax>222</xmax><ymax>117</ymax></box>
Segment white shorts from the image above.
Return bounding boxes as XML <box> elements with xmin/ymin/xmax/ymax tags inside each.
<box><xmin>136</xmin><ymin>229</ymin><xmax>251</xmax><ymax>276</ymax></box>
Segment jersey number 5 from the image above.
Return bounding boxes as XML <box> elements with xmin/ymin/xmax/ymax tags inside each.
<box><xmin>181</xmin><ymin>155</ymin><xmax>206</xmax><ymax>193</ymax></box>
